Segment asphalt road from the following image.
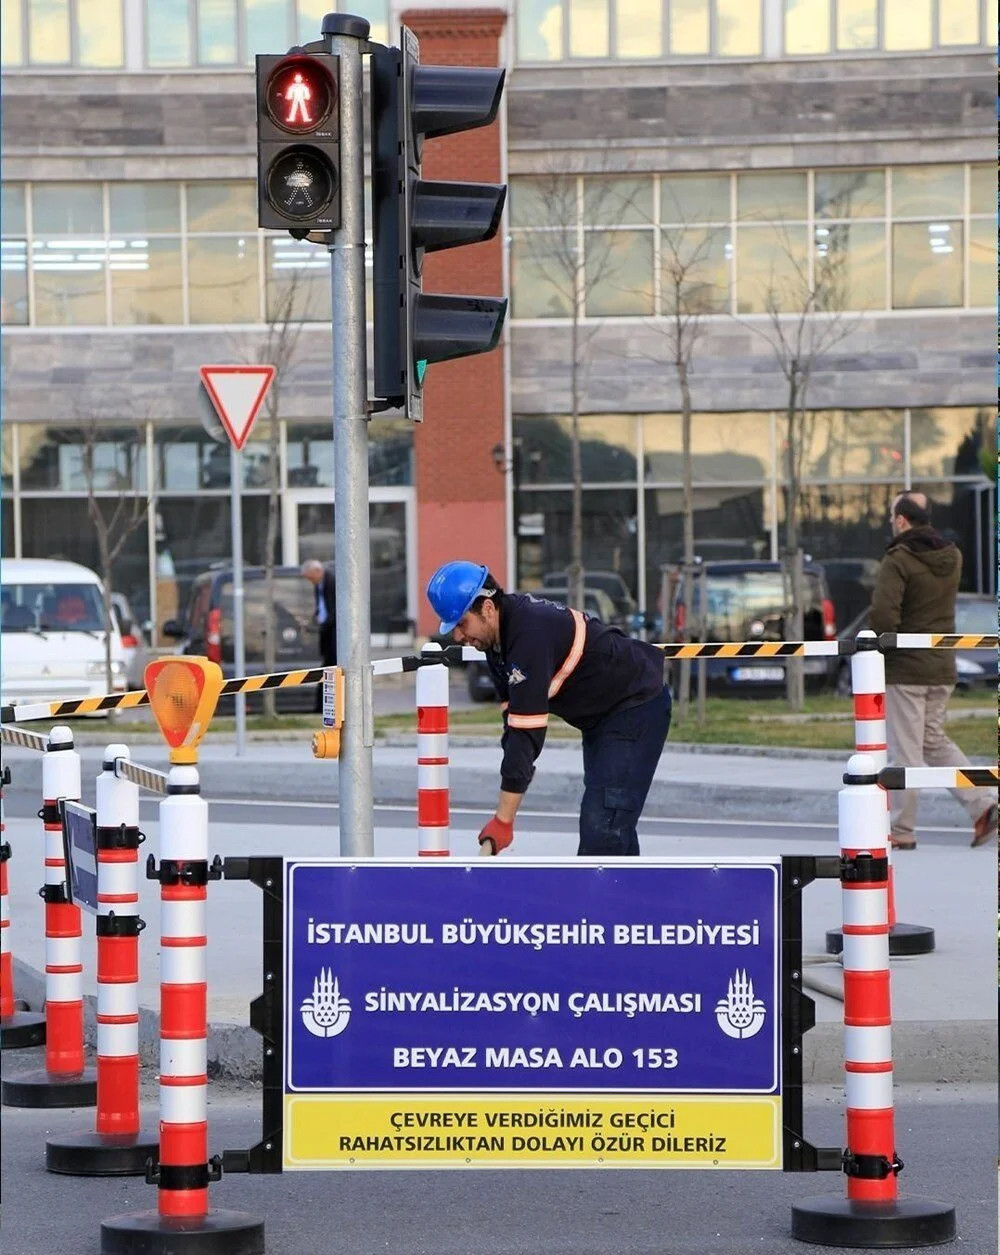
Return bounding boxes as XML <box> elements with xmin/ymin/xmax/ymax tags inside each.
<box><xmin>0</xmin><ymin>1084</ymin><xmax>994</xmax><ymax>1255</ymax></box>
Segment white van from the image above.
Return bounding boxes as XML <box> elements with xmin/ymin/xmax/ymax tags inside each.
<box><xmin>1</xmin><ymin>558</ymin><xmax>128</xmax><ymax>710</ymax></box>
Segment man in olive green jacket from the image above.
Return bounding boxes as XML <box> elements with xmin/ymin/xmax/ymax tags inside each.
<box><xmin>869</xmin><ymin>492</ymin><xmax>997</xmax><ymax>849</ymax></box>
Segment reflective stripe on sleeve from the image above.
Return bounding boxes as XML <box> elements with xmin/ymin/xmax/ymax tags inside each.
<box><xmin>507</xmin><ymin>713</ymin><xmax>549</xmax><ymax>730</ymax></box>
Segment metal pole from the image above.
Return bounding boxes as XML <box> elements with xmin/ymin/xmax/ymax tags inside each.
<box><xmin>325</xmin><ymin>13</ymin><xmax>373</xmax><ymax>856</ymax></box>
<box><xmin>230</xmin><ymin>445</ymin><xmax>246</xmax><ymax>757</ymax></box>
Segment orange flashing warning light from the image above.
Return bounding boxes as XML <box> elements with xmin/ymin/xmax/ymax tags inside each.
<box><xmin>143</xmin><ymin>657</ymin><xmax>224</xmax><ymax>764</ymax></box>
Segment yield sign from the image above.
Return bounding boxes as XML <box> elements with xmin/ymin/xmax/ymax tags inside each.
<box><xmin>199</xmin><ymin>365</ymin><xmax>275</xmax><ymax>451</ymax></box>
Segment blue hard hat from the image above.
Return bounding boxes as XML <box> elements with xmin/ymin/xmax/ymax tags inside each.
<box><xmin>426</xmin><ymin>561</ymin><xmax>491</xmax><ymax>633</ymax></box>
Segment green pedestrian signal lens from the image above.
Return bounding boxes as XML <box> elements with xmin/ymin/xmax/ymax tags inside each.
<box><xmin>416</xmin><ymin>359</ymin><xmax>427</xmax><ymax>384</ymax></box>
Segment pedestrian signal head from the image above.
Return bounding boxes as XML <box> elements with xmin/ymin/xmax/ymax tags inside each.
<box><xmin>426</xmin><ymin>560</ymin><xmax>492</xmax><ymax>633</ymax></box>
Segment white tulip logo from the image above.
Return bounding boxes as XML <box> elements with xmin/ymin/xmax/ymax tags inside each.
<box><xmin>715</xmin><ymin>969</ymin><xmax>766</xmax><ymax>1040</ymax></box>
<box><xmin>301</xmin><ymin>968</ymin><xmax>351</xmax><ymax>1038</ymax></box>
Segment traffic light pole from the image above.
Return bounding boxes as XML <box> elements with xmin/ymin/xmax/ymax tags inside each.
<box><xmin>323</xmin><ymin>13</ymin><xmax>373</xmax><ymax>856</ymax></box>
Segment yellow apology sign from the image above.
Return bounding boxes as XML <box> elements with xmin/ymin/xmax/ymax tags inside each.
<box><xmin>284</xmin><ymin>1093</ymin><xmax>782</xmax><ymax>1170</ymax></box>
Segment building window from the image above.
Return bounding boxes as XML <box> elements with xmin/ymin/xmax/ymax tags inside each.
<box><xmin>143</xmin><ymin>0</ymin><xmax>388</xmax><ymax>67</ymax></box>
<box><xmin>2</xmin><ymin>0</ymin><xmax>125</xmax><ymax>67</ymax></box>
<box><xmin>785</xmin><ymin>0</ymin><xmax>993</xmax><ymax>53</ymax></box>
<box><xmin>517</xmin><ymin>0</ymin><xmax>762</xmax><ymax>60</ymax></box>
<box><xmin>508</xmin><ymin>163</ymin><xmax>994</xmax><ymax>319</ymax></box>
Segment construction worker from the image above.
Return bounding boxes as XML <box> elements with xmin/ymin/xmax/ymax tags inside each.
<box><xmin>426</xmin><ymin>560</ymin><xmax>671</xmax><ymax>857</ymax></box>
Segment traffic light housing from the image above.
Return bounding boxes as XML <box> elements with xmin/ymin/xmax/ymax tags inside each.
<box><xmin>371</xmin><ymin>26</ymin><xmax>508</xmax><ymax>421</ymax></box>
<box><xmin>256</xmin><ymin>52</ymin><xmax>341</xmax><ymax>233</ymax></box>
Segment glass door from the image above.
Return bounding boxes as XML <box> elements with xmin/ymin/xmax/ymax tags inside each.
<box><xmin>281</xmin><ymin>487</ymin><xmax>417</xmax><ymax>644</ymax></box>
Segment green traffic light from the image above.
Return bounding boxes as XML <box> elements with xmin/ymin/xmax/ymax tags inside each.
<box><xmin>416</xmin><ymin>359</ymin><xmax>427</xmax><ymax>384</ymax></box>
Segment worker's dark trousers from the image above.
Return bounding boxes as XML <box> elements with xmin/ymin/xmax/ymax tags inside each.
<box><xmin>578</xmin><ymin>684</ymin><xmax>672</xmax><ymax>857</ymax></box>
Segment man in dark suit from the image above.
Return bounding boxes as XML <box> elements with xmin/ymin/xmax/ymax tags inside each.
<box><xmin>301</xmin><ymin>559</ymin><xmax>336</xmax><ymax>711</ymax></box>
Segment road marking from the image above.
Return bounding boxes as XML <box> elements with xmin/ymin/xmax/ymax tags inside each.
<box><xmin>167</xmin><ymin>796</ymin><xmax>966</xmax><ymax>835</ymax></box>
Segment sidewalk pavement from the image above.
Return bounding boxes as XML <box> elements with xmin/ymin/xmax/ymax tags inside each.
<box><xmin>2</xmin><ymin>736</ymin><xmax>996</xmax><ymax>1085</ymax></box>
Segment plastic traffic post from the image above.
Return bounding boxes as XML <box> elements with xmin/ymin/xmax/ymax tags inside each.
<box><xmin>825</xmin><ymin>630</ymin><xmax>935</xmax><ymax>957</ymax></box>
<box><xmin>416</xmin><ymin>642</ymin><xmax>450</xmax><ymax>856</ymax></box>
<box><xmin>791</xmin><ymin>753</ymin><xmax>955</xmax><ymax>1246</ymax></box>
<box><xmin>46</xmin><ymin>746</ymin><xmax>159</xmax><ymax>1175</ymax></box>
<box><xmin>2</xmin><ymin>726</ymin><xmax>96</xmax><ymax>1108</ymax></box>
<box><xmin>1</xmin><ymin>763</ymin><xmax>47</xmax><ymax>1049</ymax></box>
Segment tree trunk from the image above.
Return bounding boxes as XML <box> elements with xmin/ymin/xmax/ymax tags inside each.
<box><xmin>569</xmin><ymin>310</ymin><xmax>584</xmax><ymax>609</ymax></box>
<box><xmin>677</xmin><ymin>354</ymin><xmax>696</xmax><ymax>720</ymax></box>
<box><xmin>783</xmin><ymin>379</ymin><xmax>805</xmax><ymax>711</ymax></box>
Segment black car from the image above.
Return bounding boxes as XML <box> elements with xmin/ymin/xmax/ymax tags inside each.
<box><xmin>833</xmin><ymin>593</ymin><xmax>999</xmax><ymax>697</ymax></box>
<box><xmin>666</xmin><ymin>560</ymin><xmax>838</xmax><ymax>695</ymax></box>
<box><xmin>163</xmin><ymin>565</ymin><xmax>320</xmax><ymax>710</ymax></box>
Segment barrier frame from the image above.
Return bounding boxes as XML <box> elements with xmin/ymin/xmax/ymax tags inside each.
<box><xmin>219</xmin><ymin>853</ymin><xmax>840</xmax><ymax>1177</ymax></box>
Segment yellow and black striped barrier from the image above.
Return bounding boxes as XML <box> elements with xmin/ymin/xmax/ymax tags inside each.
<box><xmin>884</xmin><ymin>632</ymin><xmax>998</xmax><ymax>651</ymax></box>
<box><xmin>653</xmin><ymin>641</ymin><xmax>842</xmax><ymax>659</ymax></box>
<box><xmin>0</xmin><ymin>725</ymin><xmax>50</xmax><ymax>752</ymax></box>
<box><xmin>879</xmin><ymin>765</ymin><xmax>999</xmax><ymax>791</ymax></box>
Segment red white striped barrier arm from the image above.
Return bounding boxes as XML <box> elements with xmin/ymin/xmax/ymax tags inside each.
<box><xmin>42</xmin><ymin>726</ymin><xmax>85</xmax><ymax>1076</ymax></box>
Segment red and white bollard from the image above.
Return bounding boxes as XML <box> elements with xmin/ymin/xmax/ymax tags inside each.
<box><xmin>46</xmin><ymin>746</ymin><xmax>158</xmax><ymax>1174</ymax></box>
<box><xmin>2</xmin><ymin>725</ymin><xmax>96</xmax><ymax>1107</ymax></box>
<box><xmin>416</xmin><ymin>643</ymin><xmax>450</xmax><ymax>857</ymax></box>
<box><xmin>101</xmin><ymin>763</ymin><xmax>263</xmax><ymax>1251</ymax></box>
<box><xmin>1</xmin><ymin>762</ymin><xmax>46</xmax><ymax>1049</ymax></box>
<box><xmin>791</xmin><ymin>752</ymin><xmax>955</xmax><ymax>1245</ymax></box>
<box><xmin>826</xmin><ymin>630</ymin><xmax>935</xmax><ymax>957</ymax></box>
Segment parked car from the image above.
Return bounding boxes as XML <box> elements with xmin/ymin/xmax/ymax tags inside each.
<box><xmin>540</xmin><ymin>570</ymin><xmax>636</xmax><ymax>626</ymax></box>
<box><xmin>817</xmin><ymin>558</ymin><xmax>880</xmax><ymax>631</ymax></box>
<box><xmin>833</xmin><ymin>593</ymin><xmax>999</xmax><ymax>697</ymax></box>
<box><xmin>667</xmin><ymin>560</ymin><xmax>837</xmax><ymax>695</ymax></box>
<box><xmin>162</xmin><ymin>565</ymin><xmax>320</xmax><ymax>711</ymax></box>
<box><xmin>465</xmin><ymin>586</ymin><xmax>621</xmax><ymax>702</ymax></box>
<box><xmin>1</xmin><ymin>558</ymin><xmax>127</xmax><ymax>712</ymax></box>
<box><xmin>110</xmin><ymin>591</ymin><xmax>149</xmax><ymax>690</ymax></box>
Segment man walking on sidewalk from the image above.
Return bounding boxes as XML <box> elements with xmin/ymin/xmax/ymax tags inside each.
<box><xmin>869</xmin><ymin>491</ymin><xmax>997</xmax><ymax>849</ymax></box>
<box><xmin>302</xmin><ymin>559</ymin><xmax>336</xmax><ymax>713</ymax></box>
<box><xmin>426</xmin><ymin>561</ymin><xmax>671</xmax><ymax>858</ymax></box>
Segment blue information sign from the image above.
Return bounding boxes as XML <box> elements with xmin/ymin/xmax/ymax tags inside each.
<box><xmin>285</xmin><ymin>860</ymin><xmax>779</xmax><ymax>1096</ymax></box>
<box><xmin>61</xmin><ymin>801</ymin><xmax>99</xmax><ymax>915</ymax></box>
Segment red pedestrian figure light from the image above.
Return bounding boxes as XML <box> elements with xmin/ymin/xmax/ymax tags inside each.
<box><xmin>284</xmin><ymin>71</ymin><xmax>312</xmax><ymax>125</ymax></box>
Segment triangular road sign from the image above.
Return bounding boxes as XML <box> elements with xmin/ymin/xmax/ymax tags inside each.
<box><xmin>199</xmin><ymin>365</ymin><xmax>276</xmax><ymax>451</ymax></box>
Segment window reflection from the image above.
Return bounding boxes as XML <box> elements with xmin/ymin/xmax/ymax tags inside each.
<box><xmin>146</xmin><ymin>0</ymin><xmax>192</xmax><ymax>65</ymax></box>
<box><xmin>785</xmin><ymin>0</ymin><xmax>830</xmax><ymax>54</ymax></box>
<box><xmin>789</xmin><ymin>483</ymin><xmax>900</xmax><ymax>568</ymax></box>
<box><xmin>892</xmin><ymin>222</ymin><xmax>963</xmax><ymax>308</ymax></box>
<box><xmin>643</xmin><ymin>412</ymin><xmax>771</xmax><ymax>482</ymax></box>
<box><xmin>245</xmin><ymin>0</ymin><xmax>288</xmax><ymax>56</ymax></box>
<box><xmin>884</xmin><ymin>0</ymin><xmax>932</xmax><ymax>48</ymax></box>
<box><xmin>937</xmin><ymin>0</ymin><xmax>979</xmax><ymax>45</ymax></box>
<box><xmin>814</xmin><ymin>169</ymin><xmax>884</xmax><ymax>219</ymax></box>
<box><xmin>662</xmin><ymin>227</ymin><xmax>731</xmax><ymax>314</ymax></box>
<box><xmin>670</xmin><ymin>0</ymin><xmax>710</xmax><ymax>53</ymax></box>
<box><xmin>189</xmin><ymin>237</ymin><xmax>260</xmax><ymax>322</ymax></box>
<box><xmin>32</xmin><ymin>240</ymin><xmax>107</xmax><ymax>325</ymax></box>
<box><xmin>795</xmin><ymin>410</ymin><xmax>903</xmax><ymax>480</ymax></box>
<box><xmin>661</xmin><ymin>175</ymin><xmax>730</xmax><ymax>224</ymax></box>
<box><xmin>644</xmin><ymin>487</ymin><xmax>769</xmax><ymax>596</ymax></box>
<box><xmin>716</xmin><ymin>0</ymin><xmax>761</xmax><ymax>55</ymax></box>
<box><xmin>584</xmin><ymin>178</ymin><xmax>654</xmax><ymax>226</ymax></box>
<box><xmin>110</xmin><ymin>239</ymin><xmax>183</xmax><ymax>325</ymax></box>
<box><xmin>616</xmin><ymin>0</ymin><xmax>662</xmax><ymax>56</ymax></box>
<box><xmin>892</xmin><ymin>166</ymin><xmax>963</xmax><ymax>218</ymax></box>
<box><xmin>814</xmin><ymin>222</ymin><xmax>885</xmax><ymax>309</ymax></box>
<box><xmin>187</xmin><ymin>182</ymin><xmax>257</xmax><ymax>233</ymax></box>
<box><xmin>518</xmin><ymin>0</ymin><xmax>564</xmax><ymax>58</ymax></box>
<box><xmin>2</xmin><ymin>0</ymin><xmax>24</xmax><ymax>65</ymax></box>
<box><xmin>19</xmin><ymin>426</ymin><xmax>146</xmax><ymax>491</ymax></box>
<box><xmin>569</xmin><ymin>0</ymin><xmax>608</xmax><ymax>56</ymax></box>
<box><xmin>738</xmin><ymin>172</ymin><xmax>807</xmax><ymax>221</ymax></box>
<box><xmin>265</xmin><ymin>236</ymin><xmax>331</xmax><ymax>322</ymax></box>
<box><xmin>110</xmin><ymin>183</ymin><xmax>181</xmax><ymax>235</ymax></box>
<box><xmin>968</xmin><ymin>165</ymin><xmax>995</xmax><ymax>216</ymax></box>
<box><xmin>968</xmin><ymin>220</ymin><xmax>997</xmax><ymax>309</ymax></box>
<box><xmin>515</xmin><ymin>415</ymin><xmax>638</xmax><ymax>485</ymax></box>
<box><xmin>836</xmin><ymin>0</ymin><xmax>877</xmax><ymax>49</ymax></box>
<box><xmin>79</xmin><ymin>0</ymin><xmax>123</xmax><ymax>66</ymax></box>
<box><xmin>516</xmin><ymin>487</ymin><xmax>639</xmax><ymax>600</ymax></box>
<box><xmin>909</xmin><ymin>408</ymin><xmax>996</xmax><ymax>479</ymax></box>
<box><xmin>510</xmin><ymin>233</ymin><xmax>575</xmax><ymax>318</ymax></box>
<box><xmin>33</xmin><ymin>183</ymin><xmax>103</xmax><ymax>236</ymax></box>
<box><xmin>198</xmin><ymin>0</ymin><xmax>238</xmax><ymax>63</ymax></box>
<box><xmin>584</xmin><ymin>230</ymin><xmax>654</xmax><ymax>316</ymax></box>
<box><xmin>1</xmin><ymin>240</ymin><xmax>29</xmax><ymax>325</ymax></box>
<box><xmin>735</xmin><ymin>224</ymin><xmax>808</xmax><ymax>314</ymax></box>
<box><xmin>27</xmin><ymin>0</ymin><xmax>70</xmax><ymax>63</ymax></box>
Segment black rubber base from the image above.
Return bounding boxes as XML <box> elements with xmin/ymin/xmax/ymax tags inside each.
<box><xmin>0</xmin><ymin>1009</ymin><xmax>46</xmax><ymax>1049</ymax></box>
<box><xmin>792</xmin><ymin>1193</ymin><xmax>957</xmax><ymax>1247</ymax></box>
<box><xmin>101</xmin><ymin>1210</ymin><xmax>265</xmax><ymax>1255</ymax></box>
<box><xmin>46</xmin><ymin>1130</ymin><xmax>159</xmax><ymax>1176</ymax></box>
<box><xmin>826</xmin><ymin>922</ymin><xmax>936</xmax><ymax>957</ymax></box>
<box><xmin>1</xmin><ymin>1065</ymin><xmax>97</xmax><ymax>1108</ymax></box>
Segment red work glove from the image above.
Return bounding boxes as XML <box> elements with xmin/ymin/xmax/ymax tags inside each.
<box><xmin>478</xmin><ymin>817</ymin><xmax>513</xmax><ymax>856</ymax></box>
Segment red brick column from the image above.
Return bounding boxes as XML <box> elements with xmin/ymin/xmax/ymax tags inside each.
<box><xmin>401</xmin><ymin>8</ymin><xmax>509</xmax><ymax>633</ymax></box>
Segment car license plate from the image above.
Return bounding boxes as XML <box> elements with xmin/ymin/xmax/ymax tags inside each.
<box><xmin>731</xmin><ymin>666</ymin><xmax>785</xmax><ymax>682</ymax></box>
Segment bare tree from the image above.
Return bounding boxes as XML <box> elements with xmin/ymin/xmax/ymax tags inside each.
<box><xmin>77</xmin><ymin>420</ymin><xmax>150</xmax><ymax>692</ymax></box>
<box><xmin>230</xmin><ymin>263</ymin><xmax>311</xmax><ymax>718</ymax></box>
<box><xmin>511</xmin><ymin>167</ymin><xmax>640</xmax><ymax>607</ymax></box>
<box><xmin>740</xmin><ymin>223</ymin><xmax>861</xmax><ymax>708</ymax></box>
